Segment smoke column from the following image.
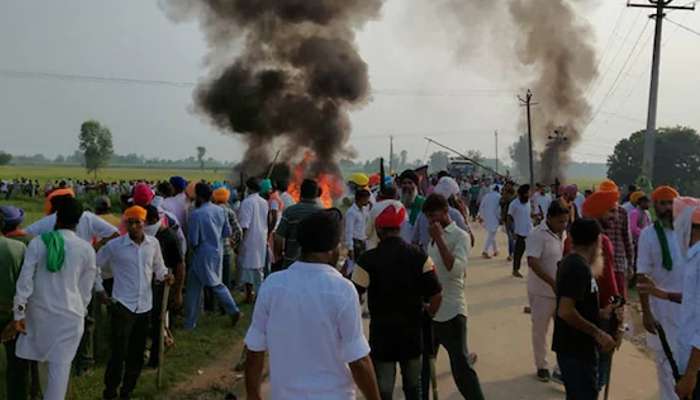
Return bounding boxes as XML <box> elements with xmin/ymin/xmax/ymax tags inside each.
<box><xmin>162</xmin><ymin>0</ymin><xmax>384</xmax><ymax>176</ymax></box>
<box><xmin>441</xmin><ymin>0</ymin><xmax>598</xmax><ymax>182</ymax></box>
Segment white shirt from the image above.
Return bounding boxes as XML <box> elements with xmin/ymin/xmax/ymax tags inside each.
<box><xmin>162</xmin><ymin>192</ymin><xmax>190</xmax><ymax>230</ymax></box>
<box><xmin>14</xmin><ymin>230</ymin><xmax>97</xmax><ymax>363</ymax></box>
<box><xmin>430</xmin><ymin>222</ymin><xmax>470</xmax><ymax>322</ymax></box>
<box><xmin>532</xmin><ymin>192</ymin><xmax>551</xmax><ymax>217</ymax></box>
<box><xmin>96</xmin><ymin>235</ymin><xmax>168</xmax><ymax>313</ymax></box>
<box><xmin>280</xmin><ymin>192</ymin><xmax>295</xmax><ymax>208</ymax></box>
<box><xmin>344</xmin><ymin>203</ymin><xmax>368</xmax><ymax>249</ymax></box>
<box><xmin>637</xmin><ymin>225</ymin><xmax>684</xmax><ymax>352</ymax></box>
<box><xmin>478</xmin><ymin>191</ymin><xmax>501</xmax><ymax>231</ymax></box>
<box><xmin>244</xmin><ymin>262</ymin><xmax>370</xmax><ymax>400</ymax></box>
<box><xmin>575</xmin><ymin>193</ymin><xmax>585</xmax><ymax>218</ymax></box>
<box><xmin>238</xmin><ymin>193</ymin><xmax>269</xmax><ymax>270</ymax></box>
<box><xmin>26</xmin><ymin>211</ymin><xmax>118</xmax><ymax>243</ymax></box>
<box><xmin>622</xmin><ymin>201</ymin><xmax>635</xmax><ymax>215</ymax></box>
<box><xmin>677</xmin><ymin>242</ymin><xmax>700</xmax><ymax>374</ymax></box>
<box><xmin>526</xmin><ymin>223</ymin><xmax>565</xmax><ymax>298</ymax></box>
<box><xmin>508</xmin><ymin>198</ymin><xmax>533</xmax><ymax>237</ymax></box>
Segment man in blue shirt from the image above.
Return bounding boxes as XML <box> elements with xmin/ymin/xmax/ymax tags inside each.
<box><xmin>184</xmin><ymin>183</ymin><xmax>241</xmax><ymax>330</ymax></box>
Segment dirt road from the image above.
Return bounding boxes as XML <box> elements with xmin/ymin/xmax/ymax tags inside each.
<box><xmin>181</xmin><ymin>226</ymin><xmax>660</xmax><ymax>399</ymax></box>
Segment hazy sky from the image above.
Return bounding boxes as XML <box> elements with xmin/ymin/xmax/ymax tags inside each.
<box><xmin>2</xmin><ymin>0</ymin><xmax>700</xmax><ymax>165</ymax></box>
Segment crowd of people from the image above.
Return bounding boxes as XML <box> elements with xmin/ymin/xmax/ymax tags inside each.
<box><xmin>3</xmin><ymin>167</ymin><xmax>700</xmax><ymax>400</ymax></box>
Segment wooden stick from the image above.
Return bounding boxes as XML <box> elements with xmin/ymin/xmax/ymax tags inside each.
<box><xmin>157</xmin><ymin>284</ymin><xmax>170</xmax><ymax>389</ymax></box>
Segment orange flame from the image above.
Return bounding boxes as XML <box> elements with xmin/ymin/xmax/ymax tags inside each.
<box><xmin>287</xmin><ymin>152</ymin><xmax>344</xmax><ymax>208</ymax></box>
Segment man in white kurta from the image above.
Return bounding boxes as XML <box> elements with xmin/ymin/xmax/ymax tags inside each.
<box><xmin>237</xmin><ymin>180</ymin><xmax>269</xmax><ymax>302</ymax></box>
<box><xmin>13</xmin><ymin>199</ymin><xmax>98</xmax><ymax>400</ymax></box>
<box><xmin>637</xmin><ymin>187</ymin><xmax>684</xmax><ymax>400</ymax></box>
<box><xmin>478</xmin><ymin>187</ymin><xmax>501</xmax><ymax>258</ymax></box>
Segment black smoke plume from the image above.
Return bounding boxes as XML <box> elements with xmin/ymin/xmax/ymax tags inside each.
<box><xmin>439</xmin><ymin>0</ymin><xmax>598</xmax><ymax>183</ymax></box>
<box><xmin>162</xmin><ymin>0</ymin><xmax>384</xmax><ymax>176</ymax></box>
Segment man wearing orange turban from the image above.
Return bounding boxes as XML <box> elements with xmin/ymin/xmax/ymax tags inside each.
<box><xmin>212</xmin><ymin>187</ymin><xmax>243</xmax><ymax>291</ymax></box>
<box><xmin>636</xmin><ymin>185</ymin><xmax>683</xmax><ymax>400</ymax></box>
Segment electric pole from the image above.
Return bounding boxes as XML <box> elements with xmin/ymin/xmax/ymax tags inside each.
<box><xmin>518</xmin><ymin>89</ymin><xmax>537</xmax><ymax>188</ymax></box>
<box><xmin>389</xmin><ymin>135</ymin><xmax>394</xmax><ymax>174</ymax></box>
<box><xmin>627</xmin><ymin>0</ymin><xmax>695</xmax><ymax>184</ymax></box>
<box><xmin>495</xmin><ymin>130</ymin><xmax>499</xmax><ymax>175</ymax></box>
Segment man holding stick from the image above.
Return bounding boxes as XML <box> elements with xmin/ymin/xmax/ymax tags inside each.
<box><xmin>637</xmin><ymin>186</ymin><xmax>683</xmax><ymax>400</ymax></box>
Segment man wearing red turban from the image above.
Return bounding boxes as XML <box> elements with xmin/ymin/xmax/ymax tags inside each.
<box><xmin>352</xmin><ymin>204</ymin><xmax>442</xmax><ymax>400</ymax></box>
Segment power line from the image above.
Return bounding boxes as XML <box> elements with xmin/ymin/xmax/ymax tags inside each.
<box><xmin>0</xmin><ymin>67</ymin><xmax>514</xmax><ymax>98</ymax></box>
<box><xmin>584</xmin><ymin>3</ymin><xmax>629</xmax><ymax>96</ymax></box>
<box><xmin>666</xmin><ymin>17</ymin><xmax>700</xmax><ymax>37</ymax></box>
<box><xmin>587</xmin><ymin>9</ymin><xmax>644</xmax><ymax>99</ymax></box>
<box><xmin>584</xmin><ymin>19</ymin><xmax>651</xmax><ymax>134</ymax></box>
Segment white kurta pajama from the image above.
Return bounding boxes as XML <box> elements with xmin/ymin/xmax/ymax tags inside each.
<box><xmin>13</xmin><ymin>230</ymin><xmax>98</xmax><ymax>400</ymax></box>
<box><xmin>478</xmin><ymin>191</ymin><xmax>501</xmax><ymax>254</ymax></box>
<box><xmin>637</xmin><ymin>225</ymin><xmax>684</xmax><ymax>400</ymax></box>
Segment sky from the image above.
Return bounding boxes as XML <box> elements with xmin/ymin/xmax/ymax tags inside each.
<box><xmin>1</xmin><ymin>0</ymin><xmax>700</xmax><ymax>165</ymax></box>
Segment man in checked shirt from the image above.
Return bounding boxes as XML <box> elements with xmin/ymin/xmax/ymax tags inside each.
<box><xmin>598</xmin><ymin>179</ymin><xmax>634</xmax><ymax>299</ymax></box>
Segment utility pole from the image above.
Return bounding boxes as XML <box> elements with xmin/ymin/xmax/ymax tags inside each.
<box><xmin>627</xmin><ymin>0</ymin><xmax>695</xmax><ymax>184</ymax></box>
<box><xmin>518</xmin><ymin>89</ymin><xmax>537</xmax><ymax>188</ymax></box>
<box><xmin>494</xmin><ymin>130</ymin><xmax>499</xmax><ymax>175</ymax></box>
<box><xmin>389</xmin><ymin>135</ymin><xmax>394</xmax><ymax>174</ymax></box>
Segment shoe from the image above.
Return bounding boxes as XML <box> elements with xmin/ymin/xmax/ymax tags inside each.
<box><xmin>512</xmin><ymin>270</ymin><xmax>524</xmax><ymax>278</ymax></box>
<box><xmin>551</xmin><ymin>370</ymin><xmax>564</xmax><ymax>385</ymax></box>
<box><xmin>494</xmin><ymin>251</ymin><xmax>500</xmax><ymax>257</ymax></box>
<box><xmin>482</xmin><ymin>252</ymin><xmax>492</xmax><ymax>259</ymax></box>
<box><xmin>507</xmin><ymin>256</ymin><xmax>513</xmax><ymax>261</ymax></box>
<box><xmin>537</xmin><ymin>369</ymin><xmax>551</xmax><ymax>382</ymax></box>
<box><xmin>231</xmin><ymin>311</ymin><xmax>243</xmax><ymax>327</ymax></box>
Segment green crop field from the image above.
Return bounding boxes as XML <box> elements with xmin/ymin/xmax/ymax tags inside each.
<box><xmin>0</xmin><ymin>165</ymin><xmax>229</xmax><ymax>183</ymax></box>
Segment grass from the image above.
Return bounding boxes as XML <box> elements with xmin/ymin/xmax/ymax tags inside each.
<box><xmin>0</xmin><ymin>193</ymin><xmax>250</xmax><ymax>399</ymax></box>
<box><xmin>0</xmin><ymin>308</ymin><xmax>251</xmax><ymax>400</ymax></box>
<box><xmin>0</xmin><ymin>165</ymin><xmax>229</xmax><ymax>183</ymax></box>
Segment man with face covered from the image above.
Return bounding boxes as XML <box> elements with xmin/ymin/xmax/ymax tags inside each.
<box><xmin>637</xmin><ymin>186</ymin><xmax>683</xmax><ymax>400</ymax></box>
<box><xmin>399</xmin><ymin>170</ymin><xmax>425</xmax><ymax>243</ymax></box>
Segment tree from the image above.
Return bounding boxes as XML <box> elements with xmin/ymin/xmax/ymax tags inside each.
<box><xmin>79</xmin><ymin>120</ymin><xmax>113</xmax><ymax>179</ymax></box>
<box><xmin>509</xmin><ymin>135</ymin><xmax>540</xmax><ymax>182</ymax></box>
<box><xmin>0</xmin><ymin>152</ymin><xmax>12</xmax><ymax>166</ymax></box>
<box><xmin>197</xmin><ymin>146</ymin><xmax>206</xmax><ymax>170</ymax></box>
<box><xmin>465</xmin><ymin>150</ymin><xmax>485</xmax><ymax>165</ymax></box>
<box><xmin>608</xmin><ymin>126</ymin><xmax>700</xmax><ymax>196</ymax></box>
<box><xmin>428</xmin><ymin>151</ymin><xmax>450</xmax><ymax>173</ymax></box>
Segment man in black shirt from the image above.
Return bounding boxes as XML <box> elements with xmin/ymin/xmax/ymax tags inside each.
<box><xmin>353</xmin><ymin>204</ymin><xmax>442</xmax><ymax>400</ymax></box>
<box><xmin>145</xmin><ymin>206</ymin><xmax>184</xmax><ymax>368</ymax></box>
<box><xmin>553</xmin><ymin>218</ymin><xmax>616</xmax><ymax>400</ymax></box>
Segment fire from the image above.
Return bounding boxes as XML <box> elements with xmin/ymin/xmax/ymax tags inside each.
<box><xmin>287</xmin><ymin>152</ymin><xmax>344</xmax><ymax>208</ymax></box>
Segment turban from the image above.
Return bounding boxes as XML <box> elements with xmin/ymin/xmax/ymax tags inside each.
<box><xmin>349</xmin><ymin>173</ymin><xmax>369</xmax><ymax>187</ymax></box>
<box><xmin>368</xmin><ymin>174</ymin><xmax>381</xmax><ymax>187</ymax></box>
<box><xmin>186</xmin><ymin>181</ymin><xmax>197</xmax><ymax>199</ymax></box>
<box><xmin>132</xmin><ymin>183</ymin><xmax>154</xmax><ymax>207</ymax></box>
<box><xmin>169</xmin><ymin>176</ymin><xmax>187</xmax><ymax>191</ymax></box>
<box><xmin>630</xmin><ymin>191</ymin><xmax>646</xmax><ymax>205</ymax></box>
<box><xmin>652</xmin><ymin>186</ymin><xmax>679</xmax><ymax>202</ymax></box>
<box><xmin>563</xmin><ymin>185</ymin><xmax>578</xmax><ymax>198</ymax></box>
<box><xmin>260</xmin><ymin>179</ymin><xmax>273</xmax><ymax>195</ymax></box>
<box><xmin>434</xmin><ymin>177</ymin><xmax>460</xmax><ymax>199</ymax></box>
<box><xmin>399</xmin><ymin>170</ymin><xmax>419</xmax><ymax>186</ymax></box>
<box><xmin>213</xmin><ymin>187</ymin><xmax>230</xmax><ymax>203</ymax></box>
<box><xmin>0</xmin><ymin>206</ymin><xmax>24</xmax><ymax>225</ymax></box>
<box><xmin>599</xmin><ymin>179</ymin><xmax>619</xmax><ymax>193</ymax></box>
<box><xmin>375</xmin><ymin>204</ymin><xmax>407</xmax><ymax>229</ymax></box>
<box><xmin>211</xmin><ymin>181</ymin><xmax>225</xmax><ymax>190</ymax></box>
<box><xmin>123</xmin><ymin>206</ymin><xmax>147</xmax><ymax>221</ymax></box>
<box><xmin>582</xmin><ymin>191</ymin><xmax>619</xmax><ymax>219</ymax></box>
<box><xmin>44</xmin><ymin>188</ymin><xmax>75</xmax><ymax>214</ymax></box>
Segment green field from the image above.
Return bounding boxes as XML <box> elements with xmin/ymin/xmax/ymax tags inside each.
<box><xmin>0</xmin><ymin>165</ymin><xmax>229</xmax><ymax>183</ymax></box>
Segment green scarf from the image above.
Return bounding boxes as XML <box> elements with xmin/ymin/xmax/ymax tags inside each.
<box><xmin>653</xmin><ymin>220</ymin><xmax>673</xmax><ymax>271</ymax></box>
<box><xmin>41</xmin><ymin>231</ymin><xmax>65</xmax><ymax>273</ymax></box>
<box><xmin>409</xmin><ymin>196</ymin><xmax>425</xmax><ymax>225</ymax></box>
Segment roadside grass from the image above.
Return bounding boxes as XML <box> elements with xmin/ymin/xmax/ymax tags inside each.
<box><xmin>0</xmin><ymin>306</ymin><xmax>251</xmax><ymax>400</ymax></box>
